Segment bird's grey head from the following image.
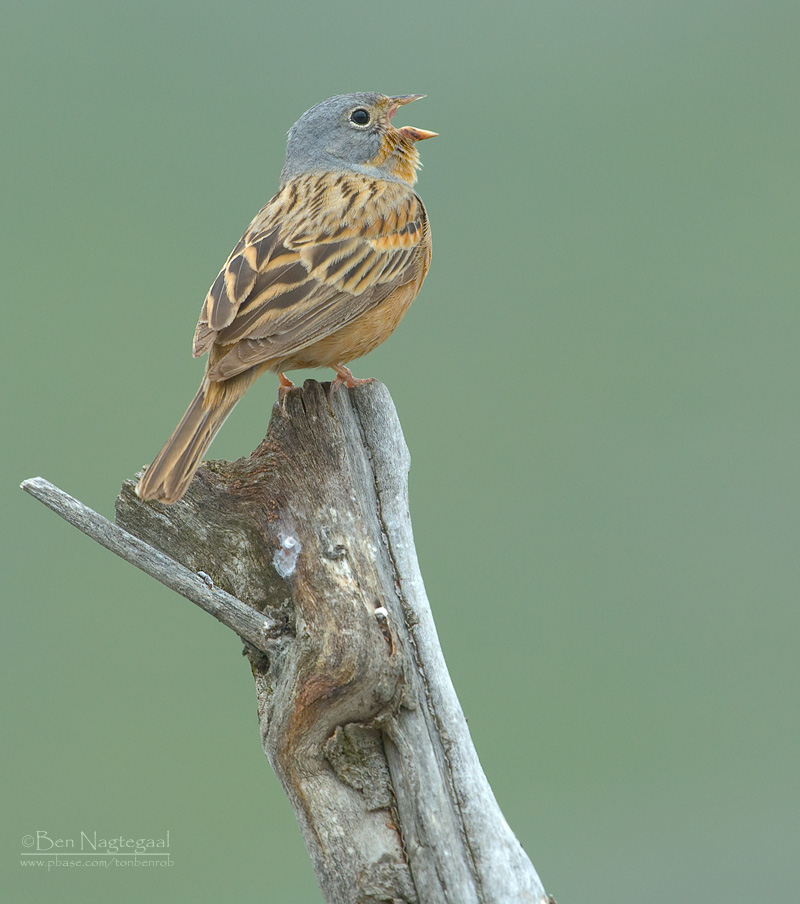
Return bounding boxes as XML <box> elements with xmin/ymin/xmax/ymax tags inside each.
<box><xmin>280</xmin><ymin>93</ymin><xmax>436</xmax><ymax>186</ymax></box>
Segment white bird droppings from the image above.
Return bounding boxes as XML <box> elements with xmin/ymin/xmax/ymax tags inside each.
<box><xmin>273</xmin><ymin>533</ymin><xmax>302</xmax><ymax>578</ymax></box>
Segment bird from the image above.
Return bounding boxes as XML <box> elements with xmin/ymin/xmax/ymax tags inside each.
<box><xmin>136</xmin><ymin>92</ymin><xmax>436</xmax><ymax>505</ymax></box>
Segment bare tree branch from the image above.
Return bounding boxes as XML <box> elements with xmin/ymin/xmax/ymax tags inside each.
<box><xmin>20</xmin><ymin>476</ymin><xmax>279</xmax><ymax>653</ymax></box>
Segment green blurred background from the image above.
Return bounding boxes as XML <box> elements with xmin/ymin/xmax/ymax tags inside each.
<box><xmin>3</xmin><ymin>1</ymin><xmax>798</xmax><ymax>901</ymax></box>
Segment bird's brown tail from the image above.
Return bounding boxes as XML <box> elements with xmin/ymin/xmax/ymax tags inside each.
<box><xmin>136</xmin><ymin>371</ymin><xmax>256</xmax><ymax>504</ymax></box>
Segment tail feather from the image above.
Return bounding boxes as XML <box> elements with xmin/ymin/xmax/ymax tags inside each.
<box><xmin>136</xmin><ymin>372</ymin><xmax>255</xmax><ymax>504</ymax></box>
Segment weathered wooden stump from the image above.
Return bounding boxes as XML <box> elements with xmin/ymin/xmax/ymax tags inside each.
<box><xmin>24</xmin><ymin>380</ymin><xmax>549</xmax><ymax>904</ymax></box>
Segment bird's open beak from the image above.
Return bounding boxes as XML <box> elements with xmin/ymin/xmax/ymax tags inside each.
<box><xmin>388</xmin><ymin>94</ymin><xmax>438</xmax><ymax>141</ymax></box>
<box><xmin>390</xmin><ymin>94</ymin><xmax>426</xmax><ymax>107</ymax></box>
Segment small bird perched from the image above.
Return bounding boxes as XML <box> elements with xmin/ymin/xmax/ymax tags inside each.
<box><xmin>136</xmin><ymin>93</ymin><xmax>435</xmax><ymax>504</ymax></box>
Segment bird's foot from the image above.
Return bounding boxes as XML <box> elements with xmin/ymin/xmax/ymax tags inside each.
<box><xmin>327</xmin><ymin>366</ymin><xmax>374</xmax><ymax>412</ymax></box>
<box><xmin>277</xmin><ymin>372</ymin><xmax>295</xmax><ymax>414</ymax></box>
<box><xmin>331</xmin><ymin>365</ymin><xmax>374</xmax><ymax>391</ymax></box>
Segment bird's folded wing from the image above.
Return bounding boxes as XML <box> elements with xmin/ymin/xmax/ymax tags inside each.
<box><xmin>192</xmin><ymin>173</ymin><xmax>429</xmax><ymax>380</ymax></box>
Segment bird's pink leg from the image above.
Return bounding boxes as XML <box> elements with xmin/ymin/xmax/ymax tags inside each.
<box><xmin>331</xmin><ymin>365</ymin><xmax>375</xmax><ymax>391</ymax></box>
<box><xmin>277</xmin><ymin>372</ymin><xmax>295</xmax><ymax>411</ymax></box>
<box><xmin>326</xmin><ymin>365</ymin><xmax>375</xmax><ymax>410</ymax></box>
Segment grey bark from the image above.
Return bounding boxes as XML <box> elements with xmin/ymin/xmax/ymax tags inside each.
<box><xmin>22</xmin><ymin>380</ymin><xmax>550</xmax><ymax>904</ymax></box>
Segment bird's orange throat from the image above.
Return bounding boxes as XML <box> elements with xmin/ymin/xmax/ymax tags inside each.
<box><xmin>374</xmin><ymin>130</ymin><xmax>421</xmax><ymax>186</ymax></box>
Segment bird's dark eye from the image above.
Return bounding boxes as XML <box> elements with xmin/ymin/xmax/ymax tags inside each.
<box><xmin>350</xmin><ymin>108</ymin><xmax>371</xmax><ymax>126</ymax></box>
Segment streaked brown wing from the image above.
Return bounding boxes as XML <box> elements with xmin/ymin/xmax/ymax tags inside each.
<box><xmin>193</xmin><ymin>173</ymin><xmax>429</xmax><ymax>380</ymax></box>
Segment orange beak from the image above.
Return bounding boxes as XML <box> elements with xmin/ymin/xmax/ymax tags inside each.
<box><xmin>388</xmin><ymin>94</ymin><xmax>438</xmax><ymax>141</ymax></box>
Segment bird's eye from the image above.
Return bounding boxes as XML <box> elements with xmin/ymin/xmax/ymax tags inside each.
<box><xmin>349</xmin><ymin>108</ymin><xmax>371</xmax><ymax>126</ymax></box>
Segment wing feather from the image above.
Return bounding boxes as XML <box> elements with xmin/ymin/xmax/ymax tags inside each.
<box><xmin>192</xmin><ymin>173</ymin><xmax>430</xmax><ymax>377</ymax></box>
